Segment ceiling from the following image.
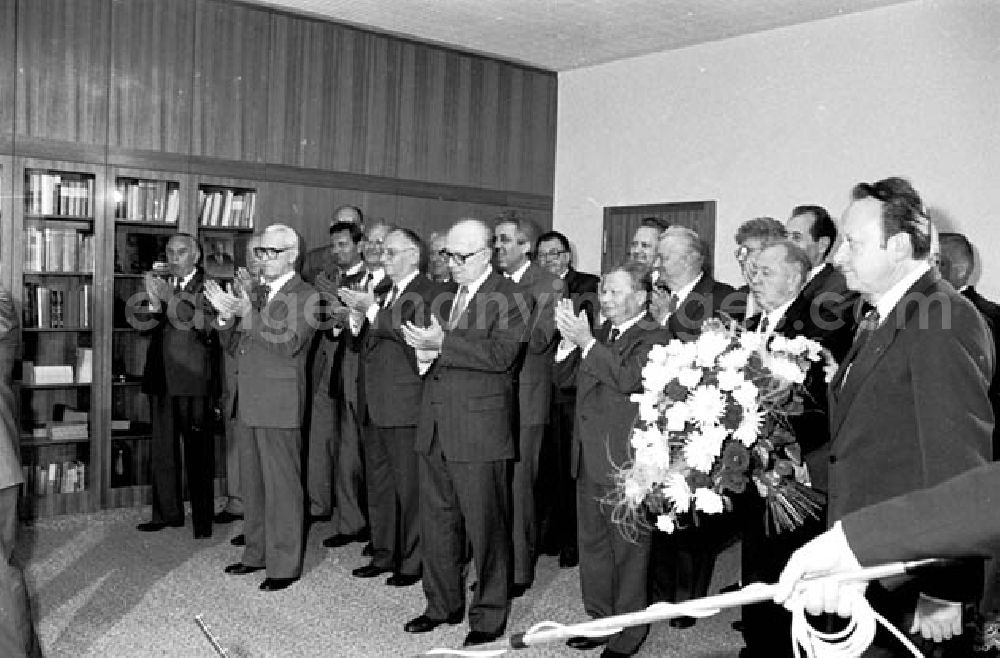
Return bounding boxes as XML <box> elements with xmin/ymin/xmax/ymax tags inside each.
<box><xmin>242</xmin><ymin>0</ymin><xmax>914</xmax><ymax>71</ymax></box>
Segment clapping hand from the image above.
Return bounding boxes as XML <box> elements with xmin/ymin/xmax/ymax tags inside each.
<box><xmin>337</xmin><ymin>284</ymin><xmax>376</xmax><ymax>314</ymax></box>
<box><xmin>555</xmin><ymin>298</ymin><xmax>593</xmax><ymax>349</ymax></box>
<box><xmin>233</xmin><ymin>267</ymin><xmax>256</xmax><ymax>298</ymax></box>
<box><xmin>402</xmin><ymin>315</ymin><xmax>445</xmax><ymax>351</ymax></box>
<box><xmin>314</xmin><ymin>271</ymin><xmax>340</xmax><ymax>296</ymax></box>
<box><xmin>204</xmin><ymin>279</ymin><xmax>251</xmax><ymax>318</ymax></box>
<box><xmin>143</xmin><ymin>271</ymin><xmax>171</xmax><ymax>306</ymax></box>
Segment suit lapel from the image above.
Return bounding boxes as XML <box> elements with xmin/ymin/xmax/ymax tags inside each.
<box><xmin>829</xmin><ymin>272</ymin><xmax>936</xmax><ymax>434</ymax></box>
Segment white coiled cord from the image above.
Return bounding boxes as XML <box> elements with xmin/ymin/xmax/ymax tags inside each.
<box><xmin>787</xmin><ymin>587</ymin><xmax>922</xmax><ymax>658</ymax></box>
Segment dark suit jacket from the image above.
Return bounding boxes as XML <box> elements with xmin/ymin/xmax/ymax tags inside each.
<box><xmin>362</xmin><ymin>274</ymin><xmax>441</xmax><ymax>428</ymax></box>
<box><xmin>745</xmin><ymin>293</ymin><xmax>854</xmax><ymax>494</ymax></box>
<box><xmin>553</xmin><ymin>315</ymin><xmax>670</xmax><ymax>483</ymax></box>
<box><xmin>141</xmin><ymin>267</ymin><xmax>218</xmax><ymax>398</ymax></box>
<box><xmin>963</xmin><ymin>286</ymin><xmax>1000</xmax><ymax>456</ymax></box>
<box><xmin>665</xmin><ymin>274</ymin><xmax>739</xmax><ymax>341</ymax></box>
<box><xmin>0</xmin><ymin>290</ymin><xmax>21</xmax><ymax>491</ymax></box>
<box><xmin>844</xmin><ymin>460</ymin><xmax>1000</xmax><ymax>565</ymax></box>
<box><xmin>512</xmin><ymin>262</ymin><xmax>560</xmax><ymax>426</ymax></box>
<box><xmin>828</xmin><ymin>269</ymin><xmax>993</xmax><ymax>601</ymax></box>
<box><xmin>559</xmin><ymin>268</ymin><xmax>600</xmax><ymax>328</ymax></box>
<box><xmin>415</xmin><ymin>272</ymin><xmax>526</xmax><ymax>462</ymax></box>
<box><xmin>229</xmin><ymin>273</ymin><xmax>317</xmax><ymax>429</ymax></box>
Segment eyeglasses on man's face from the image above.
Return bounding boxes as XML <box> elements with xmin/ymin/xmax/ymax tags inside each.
<box><xmin>253</xmin><ymin>246</ymin><xmax>293</xmax><ymax>261</ymax></box>
<box><xmin>383</xmin><ymin>246</ymin><xmax>416</xmax><ymax>260</ymax></box>
<box><xmin>440</xmin><ymin>247</ymin><xmax>487</xmax><ymax>266</ymax></box>
<box><xmin>537</xmin><ymin>248</ymin><xmax>567</xmax><ymax>260</ymax></box>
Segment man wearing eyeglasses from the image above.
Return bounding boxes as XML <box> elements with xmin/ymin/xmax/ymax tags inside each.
<box><xmin>730</xmin><ymin>217</ymin><xmax>787</xmax><ymax>321</ymax></box>
<box><xmin>493</xmin><ymin>216</ymin><xmax>560</xmax><ymax>597</ymax></box>
<box><xmin>401</xmin><ymin>219</ymin><xmax>526</xmax><ymax>647</ymax></box>
<box><xmin>204</xmin><ymin>224</ymin><xmax>317</xmax><ymax>592</ymax></box>
<box><xmin>341</xmin><ymin>228</ymin><xmax>442</xmax><ymax>588</ymax></box>
<box><xmin>534</xmin><ymin>230</ymin><xmax>598</xmax><ymax>569</ymax></box>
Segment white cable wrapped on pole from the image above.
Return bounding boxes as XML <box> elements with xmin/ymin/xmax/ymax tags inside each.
<box><xmin>418</xmin><ymin>558</ymin><xmax>945</xmax><ymax>657</ymax></box>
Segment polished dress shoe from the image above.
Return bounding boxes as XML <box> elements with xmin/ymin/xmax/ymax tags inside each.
<box><xmin>511</xmin><ymin>582</ymin><xmax>531</xmax><ymax>598</ymax></box>
<box><xmin>230</xmin><ymin>534</ymin><xmax>245</xmax><ymax>546</ymax></box>
<box><xmin>600</xmin><ymin>649</ymin><xmax>633</xmax><ymax>658</ymax></box>
<box><xmin>668</xmin><ymin>616</ymin><xmax>696</xmax><ymax>629</ymax></box>
<box><xmin>224</xmin><ymin>563</ymin><xmax>263</xmax><ymax>575</ymax></box>
<box><xmin>259</xmin><ymin>577</ymin><xmax>297</xmax><ymax>591</ymax></box>
<box><xmin>403</xmin><ymin>612</ymin><xmax>463</xmax><ymax>634</ymax></box>
<box><xmin>136</xmin><ymin>521</ymin><xmax>183</xmax><ymax>532</ymax></box>
<box><xmin>352</xmin><ymin>563</ymin><xmax>391</xmax><ymax>578</ymax></box>
<box><xmin>463</xmin><ymin>630</ymin><xmax>500</xmax><ymax>646</ymax></box>
<box><xmin>213</xmin><ymin>510</ymin><xmax>243</xmax><ymax>524</ymax></box>
<box><xmin>559</xmin><ymin>547</ymin><xmax>579</xmax><ymax>568</ymax></box>
<box><xmin>386</xmin><ymin>573</ymin><xmax>421</xmax><ymax>587</ymax></box>
<box><xmin>322</xmin><ymin>529</ymin><xmax>369</xmax><ymax>548</ymax></box>
<box><xmin>566</xmin><ymin>636</ymin><xmax>609</xmax><ymax>650</ymax></box>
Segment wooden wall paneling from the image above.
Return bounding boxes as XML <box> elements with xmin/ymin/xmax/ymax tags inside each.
<box><xmin>395</xmin><ymin>43</ymin><xmax>419</xmax><ymax>182</ymax></box>
<box><xmin>528</xmin><ymin>72</ymin><xmax>558</xmax><ymax>195</ymax></box>
<box><xmin>0</xmin><ymin>0</ymin><xmax>15</xmax><ymax>153</ymax></box>
<box><xmin>191</xmin><ymin>0</ymin><xmax>269</xmax><ymax>162</ymax></box>
<box><xmin>476</xmin><ymin>59</ymin><xmax>501</xmax><ymax>188</ymax></box>
<box><xmin>15</xmin><ymin>0</ymin><xmax>111</xmax><ymax>146</ymax></box>
<box><xmin>493</xmin><ymin>64</ymin><xmax>513</xmax><ymax>192</ymax></box>
<box><xmin>108</xmin><ymin>0</ymin><xmax>195</xmax><ymax>155</ymax></box>
<box><xmin>258</xmin><ymin>181</ymin><xmax>340</xmax><ymax>251</ymax></box>
<box><xmin>421</xmin><ymin>48</ymin><xmax>448</xmax><ymax>184</ymax></box>
<box><xmin>266</xmin><ymin>14</ymin><xmax>335</xmax><ymax>169</ymax></box>
<box><xmin>505</xmin><ymin>67</ymin><xmax>526</xmax><ymax>194</ymax></box>
<box><xmin>329</xmin><ymin>26</ymin><xmax>359</xmax><ymax>173</ymax></box>
<box><xmin>364</xmin><ymin>35</ymin><xmax>401</xmax><ymax>179</ymax></box>
<box><xmin>451</xmin><ymin>54</ymin><xmax>474</xmax><ymax>187</ymax></box>
<box><xmin>0</xmin><ymin>155</ymin><xmax>12</xmax><ymax>288</ymax></box>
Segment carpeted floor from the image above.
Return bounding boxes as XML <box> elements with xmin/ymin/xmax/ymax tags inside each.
<box><xmin>15</xmin><ymin>504</ymin><xmax>746</xmax><ymax>657</ymax></box>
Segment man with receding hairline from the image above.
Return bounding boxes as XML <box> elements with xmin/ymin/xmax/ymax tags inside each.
<box><xmin>205</xmin><ymin>223</ymin><xmax>317</xmax><ymax>592</ymax></box>
<box><xmin>401</xmin><ymin>218</ymin><xmax>526</xmax><ymax>647</ymax></box>
<box><xmin>137</xmin><ymin>232</ymin><xmax>219</xmax><ymax>539</ymax></box>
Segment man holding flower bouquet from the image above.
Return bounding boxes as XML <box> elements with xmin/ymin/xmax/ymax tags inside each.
<box><xmin>737</xmin><ymin>239</ymin><xmax>856</xmax><ymax>657</ymax></box>
<box><xmin>553</xmin><ymin>262</ymin><xmax>670</xmax><ymax>658</ymax></box>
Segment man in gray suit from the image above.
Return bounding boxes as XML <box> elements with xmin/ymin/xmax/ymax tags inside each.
<box><xmin>401</xmin><ymin>219</ymin><xmax>527</xmax><ymax>647</ymax></box>
<box><xmin>493</xmin><ymin>216</ymin><xmax>560</xmax><ymax>595</ymax></box>
<box><xmin>205</xmin><ymin>224</ymin><xmax>317</xmax><ymax>592</ymax></box>
<box><xmin>0</xmin><ymin>288</ymin><xmax>41</xmax><ymax>657</ymax></box>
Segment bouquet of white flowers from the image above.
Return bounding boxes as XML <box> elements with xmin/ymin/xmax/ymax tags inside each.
<box><xmin>613</xmin><ymin>318</ymin><xmax>826</xmax><ymax>537</ymax></box>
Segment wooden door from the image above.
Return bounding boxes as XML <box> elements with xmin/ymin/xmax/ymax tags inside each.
<box><xmin>602</xmin><ymin>201</ymin><xmax>716</xmax><ymax>275</ymax></box>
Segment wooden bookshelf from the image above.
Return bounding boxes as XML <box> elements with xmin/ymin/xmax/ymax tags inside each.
<box><xmin>12</xmin><ymin>160</ymin><xmax>104</xmax><ymax>518</ymax></box>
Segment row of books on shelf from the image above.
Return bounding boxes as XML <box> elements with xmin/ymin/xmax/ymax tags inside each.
<box><xmin>22</xmin><ymin>350</ymin><xmax>92</xmax><ymax>385</ymax></box>
<box><xmin>24</xmin><ymin>227</ymin><xmax>96</xmax><ymax>273</ymax></box>
<box><xmin>29</xmin><ymin>420</ymin><xmax>89</xmax><ymax>441</ymax></box>
<box><xmin>26</xmin><ymin>173</ymin><xmax>94</xmax><ymax>217</ymax></box>
<box><xmin>198</xmin><ymin>189</ymin><xmax>255</xmax><ymax>228</ymax></box>
<box><xmin>22</xmin><ymin>283</ymin><xmax>92</xmax><ymax>328</ymax></box>
<box><xmin>22</xmin><ymin>462</ymin><xmax>87</xmax><ymax>495</ymax></box>
<box><xmin>116</xmin><ymin>180</ymin><xmax>180</xmax><ymax>223</ymax></box>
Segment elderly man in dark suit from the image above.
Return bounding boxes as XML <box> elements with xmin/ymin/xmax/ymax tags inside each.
<box><xmin>826</xmin><ymin>178</ymin><xmax>993</xmax><ymax>654</ymax></box>
<box><xmin>339</xmin><ymin>228</ymin><xmax>441</xmax><ymax>587</ymax></box>
<box><xmin>737</xmin><ymin>240</ymin><xmax>855</xmax><ymax>657</ymax></box>
<box><xmin>401</xmin><ymin>219</ymin><xmax>526</xmax><ymax>647</ymax></box>
<box><xmin>137</xmin><ymin>233</ymin><xmax>218</xmax><ymax>539</ymax></box>
<box><xmin>647</xmin><ymin>225</ymin><xmax>741</xmax><ymax>627</ymax></box>
<box><xmin>777</xmin><ymin>457</ymin><xmax>1000</xmax><ymax>618</ymax></box>
<box><xmin>493</xmin><ymin>216</ymin><xmax>560</xmax><ymax>595</ymax></box>
<box><xmin>205</xmin><ymin>224</ymin><xmax>317</xmax><ymax>592</ymax></box>
<box><xmin>554</xmin><ymin>262</ymin><xmax>669</xmax><ymax>658</ymax></box>
<box><xmin>0</xmin><ymin>289</ymin><xmax>41</xmax><ymax>657</ymax></box>
<box><xmin>939</xmin><ymin>232</ymin><xmax>1000</xmax><ymax>459</ymax></box>
<box><xmin>536</xmin><ymin>230</ymin><xmax>599</xmax><ymax>568</ymax></box>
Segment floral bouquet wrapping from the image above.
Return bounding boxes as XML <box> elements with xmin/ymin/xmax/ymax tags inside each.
<box><xmin>614</xmin><ymin>318</ymin><xmax>826</xmax><ymax>537</ymax></box>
